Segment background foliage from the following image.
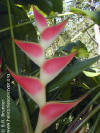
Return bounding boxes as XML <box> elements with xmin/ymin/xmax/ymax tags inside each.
<box><xmin>0</xmin><ymin>0</ymin><xmax>100</xmax><ymax>133</ymax></box>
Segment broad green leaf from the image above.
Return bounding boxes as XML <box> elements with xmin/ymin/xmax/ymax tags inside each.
<box><xmin>12</xmin><ymin>0</ymin><xmax>63</xmax><ymax>14</ymax></box>
<box><xmin>95</xmin><ymin>113</ymin><xmax>100</xmax><ymax>133</ymax></box>
<box><xmin>47</xmin><ymin>56</ymin><xmax>100</xmax><ymax>90</ymax></box>
<box><xmin>0</xmin><ymin>2</ymin><xmax>38</xmax><ymax>73</ymax></box>
<box><xmin>61</xmin><ymin>83</ymin><xmax>71</xmax><ymax>100</ymax></box>
<box><xmin>0</xmin><ymin>88</ymin><xmax>24</xmax><ymax>133</ymax></box>
<box><xmin>70</xmin><ymin>8</ymin><xmax>87</xmax><ymax>16</ymax></box>
<box><xmin>64</xmin><ymin>40</ymin><xmax>89</xmax><ymax>58</ymax></box>
<box><xmin>70</xmin><ymin>8</ymin><xmax>100</xmax><ymax>26</ymax></box>
<box><xmin>88</xmin><ymin>112</ymin><xmax>100</xmax><ymax>133</ymax></box>
<box><xmin>83</xmin><ymin>71</ymin><xmax>100</xmax><ymax>77</ymax></box>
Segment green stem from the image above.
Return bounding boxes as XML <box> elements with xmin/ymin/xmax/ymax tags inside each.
<box><xmin>71</xmin><ymin>24</ymin><xmax>94</xmax><ymax>41</ymax></box>
<box><xmin>7</xmin><ymin>3</ymin><xmax>18</xmax><ymax>73</ymax></box>
<box><xmin>88</xmin><ymin>112</ymin><xmax>100</xmax><ymax>133</ymax></box>
<box><xmin>7</xmin><ymin>0</ymin><xmax>33</xmax><ymax>133</ymax></box>
<box><xmin>0</xmin><ymin>20</ymin><xmax>33</xmax><ymax>33</ymax></box>
<box><xmin>64</xmin><ymin>85</ymin><xmax>100</xmax><ymax>133</ymax></box>
<box><xmin>72</xmin><ymin>105</ymin><xmax>100</xmax><ymax>133</ymax></box>
<box><xmin>0</xmin><ymin>12</ymin><xmax>73</xmax><ymax>33</ymax></box>
<box><xmin>35</xmin><ymin>119</ymin><xmax>43</xmax><ymax>133</ymax></box>
<box><xmin>71</xmin><ymin>90</ymin><xmax>100</xmax><ymax>133</ymax></box>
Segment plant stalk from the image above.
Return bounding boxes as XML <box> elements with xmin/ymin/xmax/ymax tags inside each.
<box><xmin>7</xmin><ymin>0</ymin><xmax>33</xmax><ymax>133</ymax></box>
<box><xmin>71</xmin><ymin>24</ymin><xmax>94</xmax><ymax>41</ymax></box>
<box><xmin>88</xmin><ymin>112</ymin><xmax>100</xmax><ymax>133</ymax></box>
<box><xmin>64</xmin><ymin>85</ymin><xmax>100</xmax><ymax>133</ymax></box>
<box><xmin>72</xmin><ymin>105</ymin><xmax>100</xmax><ymax>133</ymax></box>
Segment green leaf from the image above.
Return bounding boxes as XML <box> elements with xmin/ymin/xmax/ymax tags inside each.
<box><xmin>70</xmin><ymin>8</ymin><xmax>100</xmax><ymax>26</ymax></box>
<box><xmin>83</xmin><ymin>71</ymin><xmax>100</xmax><ymax>77</ymax></box>
<box><xmin>70</xmin><ymin>8</ymin><xmax>87</xmax><ymax>16</ymax></box>
<box><xmin>0</xmin><ymin>88</ymin><xmax>24</xmax><ymax>133</ymax></box>
<box><xmin>47</xmin><ymin>56</ymin><xmax>100</xmax><ymax>90</ymax></box>
<box><xmin>88</xmin><ymin>112</ymin><xmax>100</xmax><ymax>133</ymax></box>
<box><xmin>13</xmin><ymin>0</ymin><xmax>63</xmax><ymax>14</ymax></box>
<box><xmin>0</xmin><ymin>2</ymin><xmax>38</xmax><ymax>73</ymax></box>
<box><xmin>61</xmin><ymin>83</ymin><xmax>71</xmax><ymax>100</ymax></box>
<box><xmin>95</xmin><ymin>113</ymin><xmax>100</xmax><ymax>133</ymax></box>
<box><xmin>64</xmin><ymin>40</ymin><xmax>89</xmax><ymax>58</ymax></box>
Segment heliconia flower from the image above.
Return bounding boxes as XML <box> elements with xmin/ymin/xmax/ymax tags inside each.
<box><xmin>33</xmin><ymin>6</ymin><xmax>48</xmax><ymax>32</ymax></box>
<box><xmin>14</xmin><ymin>40</ymin><xmax>45</xmax><ymax>66</ymax></box>
<box><xmin>40</xmin><ymin>19</ymin><xmax>68</xmax><ymax>49</ymax></box>
<box><xmin>9</xmin><ymin>70</ymin><xmax>46</xmax><ymax>107</ymax></box>
<box><xmin>40</xmin><ymin>52</ymin><xmax>76</xmax><ymax>85</ymax></box>
<box><xmin>35</xmin><ymin>94</ymin><xmax>87</xmax><ymax>133</ymax></box>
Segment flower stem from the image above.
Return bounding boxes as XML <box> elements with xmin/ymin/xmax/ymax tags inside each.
<box><xmin>64</xmin><ymin>85</ymin><xmax>100</xmax><ymax>133</ymax></box>
<box><xmin>7</xmin><ymin>0</ymin><xmax>33</xmax><ymax>132</ymax></box>
<box><xmin>35</xmin><ymin>119</ymin><xmax>42</xmax><ymax>133</ymax></box>
<box><xmin>72</xmin><ymin>105</ymin><xmax>100</xmax><ymax>133</ymax></box>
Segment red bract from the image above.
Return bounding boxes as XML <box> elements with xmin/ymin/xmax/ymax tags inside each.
<box><xmin>14</xmin><ymin>40</ymin><xmax>45</xmax><ymax>66</ymax></box>
<box><xmin>40</xmin><ymin>52</ymin><xmax>76</xmax><ymax>85</ymax></box>
<box><xmin>40</xmin><ymin>19</ymin><xmax>68</xmax><ymax>49</ymax></box>
<box><xmin>33</xmin><ymin>7</ymin><xmax>48</xmax><ymax>32</ymax></box>
<box><xmin>9</xmin><ymin>70</ymin><xmax>46</xmax><ymax>107</ymax></box>
<box><xmin>35</xmin><ymin>94</ymin><xmax>87</xmax><ymax>133</ymax></box>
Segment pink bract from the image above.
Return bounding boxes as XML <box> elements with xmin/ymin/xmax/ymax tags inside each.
<box><xmin>40</xmin><ymin>52</ymin><xmax>76</xmax><ymax>85</ymax></box>
<box><xmin>40</xmin><ymin>19</ymin><xmax>68</xmax><ymax>49</ymax></box>
<box><xmin>9</xmin><ymin>70</ymin><xmax>46</xmax><ymax>106</ymax></box>
<box><xmin>33</xmin><ymin>7</ymin><xmax>48</xmax><ymax>32</ymax></box>
<box><xmin>35</xmin><ymin>94</ymin><xmax>87</xmax><ymax>133</ymax></box>
<box><xmin>14</xmin><ymin>40</ymin><xmax>45</xmax><ymax>66</ymax></box>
